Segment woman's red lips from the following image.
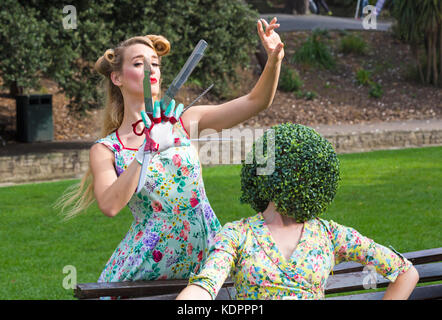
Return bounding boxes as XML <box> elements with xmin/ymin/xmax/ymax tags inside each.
<box><xmin>150</xmin><ymin>77</ymin><xmax>157</xmax><ymax>84</ymax></box>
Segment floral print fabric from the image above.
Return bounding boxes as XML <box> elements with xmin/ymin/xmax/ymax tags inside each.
<box><xmin>95</xmin><ymin>119</ymin><xmax>222</xmax><ymax>282</ymax></box>
<box><xmin>189</xmin><ymin>213</ymin><xmax>412</xmax><ymax>300</ymax></box>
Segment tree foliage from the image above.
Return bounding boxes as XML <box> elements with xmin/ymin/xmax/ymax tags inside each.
<box><xmin>1</xmin><ymin>0</ymin><xmax>259</xmax><ymax>111</ymax></box>
<box><xmin>393</xmin><ymin>0</ymin><xmax>442</xmax><ymax>86</ymax></box>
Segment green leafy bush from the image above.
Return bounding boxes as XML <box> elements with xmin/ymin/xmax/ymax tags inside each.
<box><xmin>240</xmin><ymin>123</ymin><xmax>341</xmax><ymax>222</ymax></box>
<box><xmin>369</xmin><ymin>82</ymin><xmax>383</xmax><ymax>98</ymax></box>
<box><xmin>354</xmin><ymin>68</ymin><xmax>383</xmax><ymax>98</ymax></box>
<box><xmin>291</xmin><ymin>31</ymin><xmax>336</xmax><ymax>69</ymax></box>
<box><xmin>295</xmin><ymin>90</ymin><xmax>318</xmax><ymax>100</ymax></box>
<box><xmin>8</xmin><ymin>0</ymin><xmax>259</xmax><ymax>110</ymax></box>
<box><xmin>356</xmin><ymin>68</ymin><xmax>372</xmax><ymax>86</ymax></box>
<box><xmin>340</xmin><ymin>34</ymin><xmax>367</xmax><ymax>55</ymax></box>
<box><xmin>279</xmin><ymin>67</ymin><xmax>303</xmax><ymax>93</ymax></box>
<box><xmin>0</xmin><ymin>1</ymin><xmax>52</xmax><ymax>95</ymax></box>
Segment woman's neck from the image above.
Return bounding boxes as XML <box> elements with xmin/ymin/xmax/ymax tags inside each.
<box><xmin>262</xmin><ymin>202</ymin><xmax>300</xmax><ymax>227</ymax></box>
<box><xmin>119</xmin><ymin>94</ymin><xmax>158</xmax><ymax>136</ymax></box>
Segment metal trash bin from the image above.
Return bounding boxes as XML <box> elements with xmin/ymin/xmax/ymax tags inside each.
<box><xmin>16</xmin><ymin>94</ymin><xmax>53</xmax><ymax>142</ymax></box>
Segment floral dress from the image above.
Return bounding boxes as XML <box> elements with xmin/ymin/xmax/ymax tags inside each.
<box><xmin>96</xmin><ymin>118</ymin><xmax>221</xmax><ymax>282</ymax></box>
<box><xmin>189</xmin><ymin>213</ymin><xmax>412</xmax><ymax>300</ymax></box>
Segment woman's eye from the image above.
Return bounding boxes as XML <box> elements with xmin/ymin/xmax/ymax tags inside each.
<box><xmin>134</xmin><ymin>63</ymin><xmax>142</xmax><ymax>66</ymax></box>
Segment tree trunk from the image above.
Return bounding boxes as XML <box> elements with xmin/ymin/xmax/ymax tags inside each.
<box><xmin>412</xmin><ymin>45</ymin><xmax>425</xmax><ymax>83</ymax></box>
<box><xmin>10</xmin><ymin>81</ymin><xmax>24</xmax><ymax>97</ymax></box>
<box><xmin>439</xmin><ymin>24</ymin><xmax>442</xmax><ymax>87</ymax></box>
<box><xmin>284</xmin><ymin>0</ymin><xmax>295</xmax><ymax>14</ymax></box>
<box><xmin>292</xmin><ymin>0</ymin><xmax>309</xmax><ymax>14</ymax></box>
<box><xmin>433</xmin><ymin>29</ymin><xmax>438</xmax><ymax>86</ymax></box>
<box><xmin>426</xmin><ymin>33</ymin><xmax>432</xmax><ymax>84</ymax></box>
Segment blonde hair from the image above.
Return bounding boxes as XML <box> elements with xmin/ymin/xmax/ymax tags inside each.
<box><xmin>54</xmin><ymin>34</ymin><xmax>170</xmax><ymax>221</ymax></box>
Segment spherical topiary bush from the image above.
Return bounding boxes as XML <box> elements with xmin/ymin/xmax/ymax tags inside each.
<box><xmin>240</xmin><ymin>123</ymin><xmax>340</xmax><ymax>222</ymax></box>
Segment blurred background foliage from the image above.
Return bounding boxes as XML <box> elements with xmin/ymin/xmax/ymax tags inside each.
<box><xmin>0</xmin><ymin>0</ymin><xmax>259</xmax><ymax>112</ymax></box>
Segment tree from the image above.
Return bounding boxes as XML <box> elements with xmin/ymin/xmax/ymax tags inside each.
<box><xmin>0</xmin><ymin>1</ymin><xmax>52</xmax><ymax>96</ymax></box>
<box><xmin>393</xmin><ymin>0</ymin><xmax>442</xmax><ymax>86</ymax></box>
<box><xmin>4</xmin><ymin>0</ymin><xmax>259</xmax><ymax>112</ymax></box>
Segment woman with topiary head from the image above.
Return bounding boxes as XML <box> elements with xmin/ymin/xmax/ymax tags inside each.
<box><xmin>177</xmin><ymin>123</ymin><xmax>419</xmax><ymax>300</ymax></box>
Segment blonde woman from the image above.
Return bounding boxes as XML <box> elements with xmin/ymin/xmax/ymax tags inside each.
<box><xmin>56</xmin><ymin>18</ymin><xmax>284</xmax><ymax>283</ymax></box>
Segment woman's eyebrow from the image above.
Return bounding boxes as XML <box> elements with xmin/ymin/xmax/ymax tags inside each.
<box><xmin>131</xmin><ymin>54</ymin><xmax>159</xmax><ymax>61</ymax></box>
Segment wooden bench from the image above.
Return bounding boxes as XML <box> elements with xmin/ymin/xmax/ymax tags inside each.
<box><xmin>74</xmin><ymin>247</ymin><xmax>442</xmax><ymax>300</ymax></box>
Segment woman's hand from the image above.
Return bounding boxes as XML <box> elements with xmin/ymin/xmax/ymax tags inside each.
<box><xmin>257</xmin><ymin>17</ymin><xmax>284</xmax><ymax>64</ymax></box>
<box><xmin>136</xmin><ymin>99</ymin><xmax>188</xmax><ymax>164</ymax></box>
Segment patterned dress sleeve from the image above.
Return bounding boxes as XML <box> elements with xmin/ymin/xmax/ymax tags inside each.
<box><xmin>94</xmin><ymin>137</ymin><xmax>118</xmax><ymax>153</ymax></box>
<box><xmin>328</xmin><ymin>220</ymin><xmax>413</xmax><ymax>282</ymax></box>
<box><xmin>188</xmin><ymin>220</ymin><xmax>244</xmax><ymax>299</ymax></box>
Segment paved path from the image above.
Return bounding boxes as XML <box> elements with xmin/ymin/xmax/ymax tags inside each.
<box><xmin>260</xmin><ymin>13</ymin><xmax>393</xmax><ymax>32</ymax></box>
<box><xmin>312</xmin><ymin>119</ymin><xmax>442</xmax><ymax>136</ymax></box>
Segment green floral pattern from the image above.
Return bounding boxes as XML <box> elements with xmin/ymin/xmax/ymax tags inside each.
<box><xmin>189</xmin><ymin>213</ymin><xmax>412</xmax><ymax>300</ymax></box>
<box><xmin>95</xmin><ymin>119</ymin><xmax>221</xmax><ymax>282</ymax></box>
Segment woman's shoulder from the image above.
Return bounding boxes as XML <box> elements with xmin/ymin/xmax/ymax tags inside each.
<box><xmin>93</xmin><ymin>131</ymin><xmax>121</xmax><ymax>153</ymax></box>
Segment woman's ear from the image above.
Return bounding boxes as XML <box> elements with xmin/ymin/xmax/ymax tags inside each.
<box><xmin>110</xmin><ymin>71</ymin><xmax>122</xmax><ymax>87</ymax></box>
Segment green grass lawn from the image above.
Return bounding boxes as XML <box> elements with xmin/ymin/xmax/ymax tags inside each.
<box><xmin>1</xmin><ymin>146</ymin><xmax>441</xmax><ymax>299</ymax></box>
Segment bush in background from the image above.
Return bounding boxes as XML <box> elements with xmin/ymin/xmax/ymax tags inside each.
<box><xmin>291</xmin><ymin>29</ymin><xmax>336</xmax><ymax>69</ymax></box>
<box><xmin>340</xmin><ymin>34</ymin><xmax>367</xmax><ymax>55</ymax></box>
<box><xmin>279</xmin><ymin>67</ymin><xmax>303</xmax><ymax>93</ymax></box>
<box><xmin>0</xmin><ymin>1</ymin><xmax>52</xmax><ymax>96</ymax></box>
<box><xmin>2</xmin><ymin>0</ymin><xmax>259</xmax><ymax>111</ymax></box>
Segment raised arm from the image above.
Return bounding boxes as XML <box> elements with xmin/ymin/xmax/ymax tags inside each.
<box><xmin>180</xmin><ymin>18</ymin><xmax>285</xmax><ymax>135</ymax></box>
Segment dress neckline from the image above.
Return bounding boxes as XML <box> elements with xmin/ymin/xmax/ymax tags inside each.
<box><xmin>115</xmin><ymin>130</ymin><xmax>139</xmax><ymax>151</ymax></box>
<box><xmin>259</xmin><ymin>212</ymin><xmax>306</xmax><ymax>263</ymax></box>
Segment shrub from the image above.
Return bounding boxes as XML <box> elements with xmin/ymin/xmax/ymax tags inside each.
<box><xmin>340</xmin><ymin>34</ymin><xmax>367</xmax><ymax>55</ymax></box>
<box><xmin>279</xmin><ymin>67</ymin><xmax>303</xmax><ymax>93</ymax></box>
<box><xmin>291</xmin><ymin>32</ymin><xmax>336</xmax><ymax>69</ymax></box>
<box><xmin>240</xmin><ymin>123</ymin><xmax>341</xmax><ymax>222</ymax></box>
<box><xmin>369</xmin><ymin>82</ymin><xmax>383</xmax><ymax>98</ymax></box>
<box><xmin>295</xmin><ymin>90</ymin><xmax>318</xmax><ymax>100</ymax></box>
<box><xmin>0</xmin><ymin>1</ymin><xmax>52</xmax><ymax>95</ymax></box>
<box><xmin>11</xmin><ymin>0</ymin><xmax>259</xmax><ymax>110</ymax></box>
<box><xmin>303</xmin><ymin>90</ymin><xmax>318</xmax><ymax>100</ymax></box>
<box><xmin>356</xmin><ymin>68</ymin><xmax>372</xmax><ymax>86</ymax></box>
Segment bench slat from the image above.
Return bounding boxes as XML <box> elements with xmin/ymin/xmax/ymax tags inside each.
<box><xmin>74</xmin><ymin>278</ymin><xmax>234</xmax><ymax>299</ymax></box>
<box><xmin>332</xmin><ymin>247</ymin><xmax>442</xmax><ymax>274</ymax></box>
<box><xmin>326</xmin><ymin>283</ymin><xmax>442</xmax><ymax>300</ymax></box>
<box><xmin>325</xmin><ymin>262</ymin><xmax>442</xmax><ymax>294</ymax></box>
<box><xmin>128</xmin><ymin>287</ymin><xmax>236</xmax><ymax>300</ymax></box>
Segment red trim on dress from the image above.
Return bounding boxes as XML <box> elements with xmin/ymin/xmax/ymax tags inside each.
<box><xmin>179</xmin><ymin>117</ymin><xmax>191</xmax><ymax>139</ymax></box>
<box><xmin>116</xmin><ymin>130</ymin><xmax>139</xmax><ymax>151</ymax></box>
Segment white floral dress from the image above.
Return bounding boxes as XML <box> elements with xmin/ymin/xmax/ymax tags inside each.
<box><xmin>95</xmin><ymin>119</ymin><xmax>221</xmax><ymax>282</ymax></box>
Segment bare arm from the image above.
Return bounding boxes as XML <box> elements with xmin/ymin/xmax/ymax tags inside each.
<box><xmin>382</xmin><ymin>265</ymin><xmax>419</xmax><ymax>300</ymax></box>
<box><xmin>180</xmin><ymin>18</ymin><xmax>284</xmax><ymax>135</ymax></box>
<box><xmin>89</xmin><ymin>143</ymin><xmax>141</xmax><ymax>217</ymax></box>
<box><xmin>176</xmin><ymin>285</ymin><xmax>212</xmax><ymax>300</ymax></box>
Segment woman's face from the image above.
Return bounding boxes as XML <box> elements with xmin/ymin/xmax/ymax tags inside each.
<box><xmin>116</xmin><ymin>43</ymin><xmax>161</xmax><ymax>100</ymax></box>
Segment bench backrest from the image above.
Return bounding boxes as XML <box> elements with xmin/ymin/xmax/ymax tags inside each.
<box><xmin>74</xmin><ymin>247</ymin><xmax>442</xmax><ymax>300</ymax></box>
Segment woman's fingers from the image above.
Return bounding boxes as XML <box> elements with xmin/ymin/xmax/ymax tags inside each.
<box><xmin>258</xmin><ymin>18</ymin><xmax>280</xmax><ymax>37</ymax></box>
<box><xmin>165</xmin><ymin>99</ymin><xmax>176</xmax><ymax>118</ymax></box>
